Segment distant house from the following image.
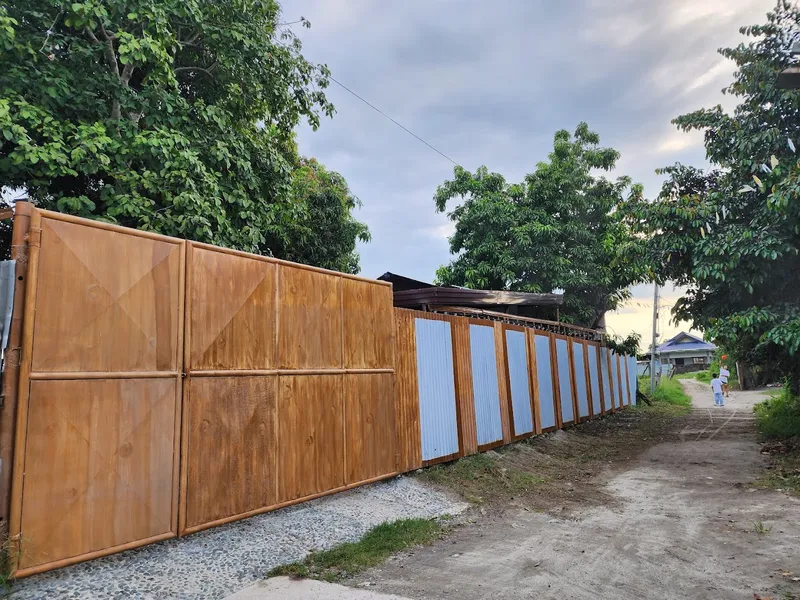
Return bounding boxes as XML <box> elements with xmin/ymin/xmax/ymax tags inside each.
<box><xmin>656</xmin><ymin>332</ymin><xmax>716</xmax><ymax>368</ymax></box>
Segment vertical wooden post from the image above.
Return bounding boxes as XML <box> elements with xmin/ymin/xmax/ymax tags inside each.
<box><xmin>8</xmin><ymin>206</ymin><xmax>41</xmax><ymax>572</ymax></box>
<box><xmin>0</xmin><ymin>202</ymin><xmax>32</xmax><ymax>533</ymax></box>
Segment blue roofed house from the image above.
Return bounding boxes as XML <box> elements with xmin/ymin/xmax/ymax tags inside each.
<box><xmin>656</xmin><ymin>332</ymin><xmax>717</xmax><ymax>368</ymax></box>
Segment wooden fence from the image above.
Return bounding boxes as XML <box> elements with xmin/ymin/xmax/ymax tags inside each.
<box><xmin>1</xmin><ymin>204</ymin><xmax>636</xmax><ymax>577</ymax></box>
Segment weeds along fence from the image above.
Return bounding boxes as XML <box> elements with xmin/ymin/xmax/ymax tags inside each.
<box><xmin>0</xmin><ymin>204</ymin><xmax>637</xmax><ymax>577</ymax></box>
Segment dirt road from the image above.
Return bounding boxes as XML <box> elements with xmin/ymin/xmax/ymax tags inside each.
<box><xmin>348</xmin><ymin>383</ymin><xmax>800</xmax><ymax>600</ymax></box>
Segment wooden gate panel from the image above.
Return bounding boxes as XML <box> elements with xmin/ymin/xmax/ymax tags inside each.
<box><xmin>344</xmin><ymin>373</ymin><xmax>396</xmax><ymax>482</ymax></box>
<box><xmin>277</xmin><ymin>375</ymin><xmax>345</xmax><ymax>502</ymax></box>
<box><xmin>189</xmin><ymin>247</ymin><xmax>276</xmax><ymax>370</ymax></box>
<box><xmin>185</xmin><ymin>376</ymin><xmax>278</xmax><ymax>530</ymax></box>
<box><xmin>31</xmin><ymin>217</ymin><xmax>181</xmax><ymax>373</ymax></box>
<box><xmin>277</xmin><ymin>267</ymin><xmax>343</xmax><ymax>369</ymax></box>
<box><xmin>342</xmin><ymin>279</ymin><xmax>393</xmax><ymax>369</ymax></box>
<box><xmin>19</xmin><ymin>378</ymin><xmax>176</xmax><ymax>571</ymax></box>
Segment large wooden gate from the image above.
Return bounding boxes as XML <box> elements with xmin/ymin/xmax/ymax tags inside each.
<box><xmin>179</xmin><ymin>242</ymin><xmax>397</xmax><ymax>534</ymax></box>
<box><xmin>9</xmin><ymin>210</ymin><xmax>185</xmax><ymax>576</ymax></box>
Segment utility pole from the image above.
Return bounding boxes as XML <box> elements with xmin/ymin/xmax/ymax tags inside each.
<box><xmin>650</xmin><ymin>284</ymin><xmax>659</xmax><ymax>395</ymax></box>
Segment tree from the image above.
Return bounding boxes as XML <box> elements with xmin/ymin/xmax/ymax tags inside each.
<box><xmin>0</xmin><ymin>1</ymin><xmax>337</xmax><ymax>256</ymax></box>
<box><xmin>434</xmin><ymin>123</ymin><xmax>643</xmax><ymax>327</ymax></box>
<box><xmin>622</xmin><ymin>1</ymin><xmax>800</xmax><ymax>391</ymax></box>
<box><xmin>274</xmin><ymin>158</ymin><xmax>370</xmax><ymax>274</ymax></box>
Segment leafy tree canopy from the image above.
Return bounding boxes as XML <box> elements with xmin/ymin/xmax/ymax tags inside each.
<box><xmin>0</xmin><ymin>0</ymin><xmax>368</xmax><ymax>271</ymax></box>
<box><xmin>276</xmin><ymin>158</ymin><xmax>371</xmax><ymax>274</ymax></box>
<box><xmin>433</xmin><ymin>123</ymin><xmax>643</xmax><ymax>327</ymax></box>
<box><xmin>622</xmin><ymin>1</ymin><xmax>800</xmax><ymax>390</ymax></box>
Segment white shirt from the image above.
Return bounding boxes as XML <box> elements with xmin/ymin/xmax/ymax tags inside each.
<box><xmin>719</xmin><ymin>367</ymin><xmax>729</xmax><ymax>383</ymax></box>
<box><xmin>711</xmin><ymin>378</ymin><xmax>723</xmax><ymax>394</ymax></box>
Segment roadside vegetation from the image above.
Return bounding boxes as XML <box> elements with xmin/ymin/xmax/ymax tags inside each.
<box><xmin>638</xmin><ymin>377</ymin><xmax>692</xmax><ymax>409</ymax></box>
<box><xmin>267</xmin><ymin>518</ymin><xmax>446</xmax><ymax>583</ymax></box>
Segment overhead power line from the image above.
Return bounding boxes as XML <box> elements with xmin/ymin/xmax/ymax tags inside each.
<box><xmin>328</xmin><ymin>76</ymin><xmax>462</xmax><ymax>168</ymax></box>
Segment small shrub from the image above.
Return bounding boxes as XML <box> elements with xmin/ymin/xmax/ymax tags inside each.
<box><xmin>754</xmin><ymin>387</ymin><xmax>800</xmax><ymax>440</ymax></box>
<box><xmin>694</xmin><ymin>370</ymin><xmax>712</xmax><ymax>384</ymax></box>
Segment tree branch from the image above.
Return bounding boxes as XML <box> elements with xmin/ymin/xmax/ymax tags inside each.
<box><xmin>121</xmin><ymin>63</ymin><xmax>135</xmax><ymax>86</ymax></box>
<box><xmin>174</xmin><ymin>63</ymin><xmax>217</xmax><ymax>76</ymax></box>
<box><xmin>97</xmin><ymin>20</ymin><xmax>116</xmax><ymax>41</ymax></box>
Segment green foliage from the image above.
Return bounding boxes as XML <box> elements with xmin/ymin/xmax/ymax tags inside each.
<box><xmin>605</xmin><ymin>332</ymin><xmax>641</xmax><ymax>357</ymax></box>
<box><xmin>267</xmin><ymin>518</ymin><xmax>444</xmax><ymax>582</ymax></box>
<box><xmin>433</xmin><ymin>123</ymin><xmax>644</xmax><ymax>327</ymax></box>
<box><xmin>0</xmin><ymin>1</ymin><xmax>374</xmax><ymax>269</ymax></box>
<box><xmin>621</xmin><ymin>1</ymin><xmax>800</xmax><ymax>392</ymax></box>
<box><xmin>641</xmin><ymin>377</ymin><xmax>692</xmax><ymax>407</ymax></box>
<box><xmin>275</xmin><ymin>158</ymin><xmax>370</xmax><ymax>274</ymax></box>
<box><xmin>755</xmin><ymin>386</ymin><xmax>800</xmax><ymax>440</ymax></box>
<box><xmin>694</xmin><ymin>370</ymin><xmax>712</xmax><ymax>384</ymax></box>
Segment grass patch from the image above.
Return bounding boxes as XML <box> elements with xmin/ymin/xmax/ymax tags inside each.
<box><xmin>694</xmin><ymin>370</ymin><xmax>712</xmax><ymax>384</ymax></box>
<box><xmin>267</xmin><ymin>518</ymin><xmax>445</xmax><ymax>582</ymax></box>
<box><xmin>419</xmin><ymin>453</ymin><xmax>545</xmax><ymax>505</ymax></box>
<box><xmin>649</xmin><ymin>377</ymin><xmax>692</xmax><ymax>408</ymax></box>
<box><xmin>754</xmin><ymin>387</ymin><xmax>800</xmax><ymax>440</ymax></box>
<box><xmin>753</xmin><ymin>519</ymin><xmax>772</xmax><ymax>535</ymax></box>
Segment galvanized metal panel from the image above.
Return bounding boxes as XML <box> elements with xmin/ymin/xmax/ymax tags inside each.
<box><xmin>0</xmin><ymin>260</ymin><xmax>15</xmax><ymax>353</ymax></box>
<box><xmin>587</xmin><ymin>347</ymin><xmax>602</xmax><ymax>415</ymax></box>
<box><xmin>505</xmin><ymin>330</ymin><xmax>533</xmax><ymax>436</ymax></box>
<box><xmin>534</xmin><ymin>335</ymin><xmax>556</xmax><ymax>429</ymax></box>
<box><xmin>610</xmin><ymin>351</ymin><xmax>621</xmax><ymax>407</ymax></box>
<box><xmin>414</xmin><ymin>318</ymin><xmax>459</xmax><ymax>461</ymax></box>
<box><xmin>600</xmin><ymin>347</ymin><xmax>613</xmax><ymax>409</ymax></box>
<box><xmin>469</xmin><ymin>324</ymin><xmax>503</xmax><ymax>446</ymax></box>
<box><xmin>628</xmin><ymin>355</ymin><xmax>638</xmax><ymax>405</ymax></box>
<box><xmin>620</xmin><ymin>354</ymin><xmax>630</xmax><ymax>406</ymax></box>
<box><xmin>555</xmin><ymin>338</ymin><xmax>574</xmax><ymax>423</ymax></box>
<box><xmin>572</xmin><ymin>341</ymin><xmax>589</xmax><ymax>419</ymax></box>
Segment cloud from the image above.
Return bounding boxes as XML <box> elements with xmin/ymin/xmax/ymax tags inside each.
<box><xmin>280</xmin><ymin>0</ymin><xmax>770</xmax><ymax>338</ymax></box>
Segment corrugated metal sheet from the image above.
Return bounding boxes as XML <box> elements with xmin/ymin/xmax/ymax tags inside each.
<box><xmin>534</xmin><ymin>335</ymin><xmax>556</xmax><ymax>429</ymax></box>
<box><xmin>572</xmin><ymin>341</ymin><xmax>589</xmax><ymax>419</ymax></box>
<box><xmin>414</xmin><ymin>318</ymin><xmax>459</xmax><ymax>461</ymax></box>
<box><xmin>0</xmin><ymin>260</ymin><xmax>15</xmax><ymax>353</ymax></box>
<box><xmin>620</xmin><ymin>355</ymin><xmax>631</xmax><ymax>406</ymax></box>
<box><xmin>628</xmin><ymin>355</ymin><xmax>638</xmax><ymax>405</ymax></box>
<box><xmin>610</xmin><ymin>351</ymin><xmax>621</xmax><ymax>407</ymax></box>
<box><xmin>587</xmin><ymin>346</ymin><xmax>602</xmax><ymax>415</ymax></box>
<box><xmin>451</xmin><ymin>317</ymin><xmax>478</xmax><ymax>456</ymax></box>
<box><xmin>469</xmin><ymin>324</ymin><xmax>503</xmax><ymax>446</ymax></box>
<box><xmin>600</xmin><ymin>347</ymin><xmax>613</xmax><ymax>410</ymax></box>
<box><xmin>555</xmin><ymin>338</ymin><xmax>574</xmax><ymax>423</ymax></box>
<box><xmin>505</xmin><ymin>330</ymin><xmax>533</xmax><ymax>436</ymax></box>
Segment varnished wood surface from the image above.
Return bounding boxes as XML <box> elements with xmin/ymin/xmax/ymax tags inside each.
<box><xmin>31</xmin><ymin>217</ymin><xmax>181</xmax><ymax>373</ymax></box>
<box><xmin>19</xmin><ymin>378</ymin><xmax>177</xmax><ymax>570</ymax></box>
<box><xmin>393</xmin><ymin>309</ymin><xmax>422</xmax><ymax>472</ymax></box>
<box><xmin>277</xmin><ymin>375</ymin><xmax>345</xmax><ymax>502</ymax></box>
<box><xmin>185</xmin><ymin>377</ymin><xmax>278</xmax><ymax>529</ymax></box>
<box><xmin>277</xmin><ymin>266</ymin><xmax>343</xmax><ymax>369</ymax></box>
<box><xmin>342</xmin><ymin>279</ymin><xmax>394</xmax><ymax>369</ymax></box>
<box><xmin>189</xmin><ymin>247</ymin><xmax>276</xmax><ymax>371</ymax></box>
<box><xmin>344</xmin><ymin>373</ymin><xmax>396</xmax><ymax>482</ymax></box>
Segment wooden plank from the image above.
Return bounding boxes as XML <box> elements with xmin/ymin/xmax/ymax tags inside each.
<box><xmin>344</xmin><ymin>373</ymin><xmax>397</xmax><ymax>482</ymax></box>
<box><xmin>549</xmin><ymin>334</ymin><xmax>563</xmax><ymax>429</ymax></box>
<box><xmin>189</xmin><ymin>247</ymin><xmax>276</xmax><ymax>371</ymax></box>
<box><xmin>277</xmin><ymin>375</ymin><xmax>345</xmax><ymax>502</ymax></box>
<box><xmin>9</xmin><ymin>208</ymin><xmax>41</xmax><ymax>571</ymax></box>
<box><xmin>30</xmin><ymin>216</ymin><xmax>182</xmax><ymax>373</ymax></box>
<box><xmin>583</xmin><ymin>342</ymin><xmax>594</xmax><ymax>419</ymax></box>
<box><xmin>493</xmin><ymin>322</ymin><xmax>512</xmax><ymax>444</ymax></box>
<box><xmin>393</xmin><ymin>309</ymin><xmax>422</xmax><ymax>472</ymax></box>
<box><xmin>450</xmin><ymin>317</ymin><xmax>477</xmax><ymax>456</ymax></box>
<box><xmin>0</xmin><ymin>201</ymin><xmax>32</xmax><ymax>529</ymax></box>
<box><xmin>18</xmin><ymin>378</ymin><xmax>177</xmax><ymax>570</ymax></box>
<box><xmin>184</xmin><ymin>377</ymin><xmax>278</xmax><ymax>529</ymax></box>
<box><xmin>526</xmin><ymin>329</ymin><xmax>543</xmax><ymax>435</ymax></box>
<box><xmin>277</xmin><ymin>266</ymin><xmax>343</xmax><ymax>369</ymax></box>
<box><xmin>342</xmin><ymin>279</ymin><xmax>394</xmax><ymax>369</ymax></box>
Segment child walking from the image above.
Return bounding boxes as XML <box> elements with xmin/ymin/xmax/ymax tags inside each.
<box><xmin>711</xmin><ymin>373</ymin><xmax>725</xmax><ymax>407</ymax></box>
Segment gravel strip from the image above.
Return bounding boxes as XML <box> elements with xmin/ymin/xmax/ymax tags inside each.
<box><xmin>10</xmin><ymin>476</ymin><xmax>467</xmax><ymax>600</ymax></box>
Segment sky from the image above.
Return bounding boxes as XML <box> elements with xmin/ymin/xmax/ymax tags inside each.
<box><xmin>280</xmin><ymin>0</ymin><xmax>773</xmax><ymax>347</ymax></box>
